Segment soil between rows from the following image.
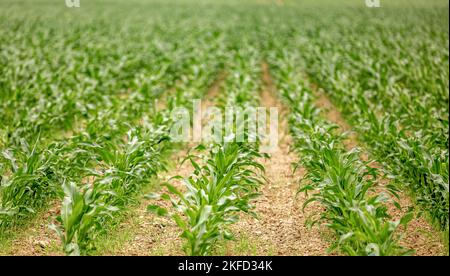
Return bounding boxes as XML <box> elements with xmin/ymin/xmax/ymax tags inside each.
<box><xmin>222</xmin><ymin>64</ymin><xmax>331</xmax><ymax>255</ymax></box>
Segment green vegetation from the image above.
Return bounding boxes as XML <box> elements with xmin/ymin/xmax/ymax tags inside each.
<box><xmin>0</xmin><ymin>0</ymin><xmax>448</xmax><ymax>256</ymax></box>
<box><xmin>268</xmin><ymin>54</ymin><xmax>414</xmax><ymax>255</ymax></box>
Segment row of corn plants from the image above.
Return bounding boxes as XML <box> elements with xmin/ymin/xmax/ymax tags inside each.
<box><xmin>267</xmin><ymin>52</ymin><xmax>414</xmax><ymax>256</ymax></box>
<box><xmin>147</xmin><ymin>44</ymin><xmax>268</xmax><ymax>256</ymax></box>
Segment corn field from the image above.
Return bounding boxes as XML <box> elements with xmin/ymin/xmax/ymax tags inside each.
<box><xmin>0</xmin><ymin>0</ymin><xmax>448</xmax><ymax>257</ymax></box>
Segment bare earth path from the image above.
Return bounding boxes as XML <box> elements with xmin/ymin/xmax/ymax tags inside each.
<box><xmin>221</xmin><ymin>64</ymin><xmax>331</xmax><ymax>255</ymax></box>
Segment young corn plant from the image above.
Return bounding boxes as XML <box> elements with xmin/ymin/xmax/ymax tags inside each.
<box><xmin>92</xmin><ymin>127</ymin><xmax>169</xmax><ymax>207</ymax></box>
<box><xmin>148</xmin><ymin>143</ymin><xmax>266</xmax><ymax>256</ymax></box>
<box><xmin>50</xmin><ymin>181</ymin><xmax>119</xmax><ymax>256</ymax></box>
<box><xmin>298</xmin><ymin>145</ymin><xmax>413</xmax><ymax>255</ymax></box>
<box><xmin>0</xmin><ymin>137</ymin><xmax>58</xmax><ymax>229</ymax></box>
